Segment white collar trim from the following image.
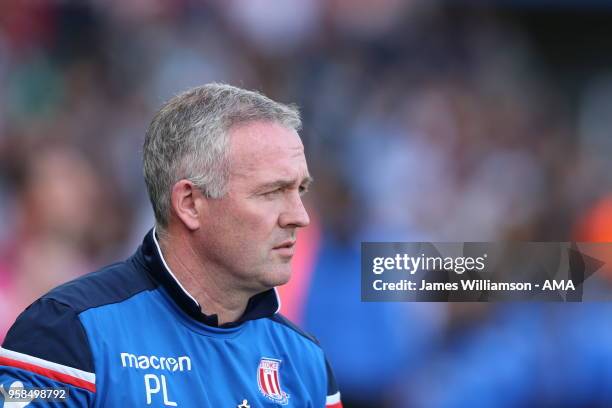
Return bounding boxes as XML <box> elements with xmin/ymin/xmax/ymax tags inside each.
<box><xmin>152</xmin><ymin>227</ymin><xmax>200</xmax><ymax>307</ymax></box>
<box><xmin>273</xmin><ymin>287</ymin><xmax>282</xmax><ymax>314</ymax></box>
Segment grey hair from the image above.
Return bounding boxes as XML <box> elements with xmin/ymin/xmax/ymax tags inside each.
<box><xmin>143</xmin><ymin>83</ymin><xmax>301</xmax><ymax>231</ymax></box>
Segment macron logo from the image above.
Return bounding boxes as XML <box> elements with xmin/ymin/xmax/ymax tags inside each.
<box><xmin>120</xmin><ymin>353</ymin><xmax>192</xmax><ymax>372</ymax></box>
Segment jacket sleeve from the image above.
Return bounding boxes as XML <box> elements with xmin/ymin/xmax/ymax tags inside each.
<box><xmin>324</xmin><ymin>357</ymin><xmax>342</xmax><ymax>408</ymax></box>
<box><xmin>0</xmin><ymin>298</ymin><xmax>95</xmax><ymax>407</ymax></box>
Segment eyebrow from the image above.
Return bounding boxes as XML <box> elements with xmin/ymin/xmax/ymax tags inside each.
<box><xmin>257</xmin><ymin>176</ymin><xmax>314</xmax><ymax>192</ymax></box>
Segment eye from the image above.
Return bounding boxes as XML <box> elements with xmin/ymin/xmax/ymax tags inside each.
<box><xmin>299</xmin><ymin>185</ymin><xmax>309</xmax><ymax>196</ymax></box>
<box><xmin>262</xmin><ymin>188</ymin><xmax>283</xmax><ymax>197</ymax></box>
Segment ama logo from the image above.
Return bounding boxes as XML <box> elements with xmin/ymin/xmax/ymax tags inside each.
<box><xmin>257</xmin><ymin>358</ymin><xmax>289</xmax><ymax>405</ymax></box>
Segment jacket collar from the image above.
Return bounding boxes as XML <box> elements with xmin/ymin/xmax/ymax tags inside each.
<box><xmin>136</xmin><ymin>228</ymin><xmax>280</xmax><ymax>328</ymax></box>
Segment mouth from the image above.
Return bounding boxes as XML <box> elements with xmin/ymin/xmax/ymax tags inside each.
<box><xmin>272</xmin><ymin>241</ymin><xmax>296</xmax><ymax>257</ymax></box>
<box><xmin>273</xmin><ymin>240</ymin><xmax>296</xmax><ymax>250</ymax></box>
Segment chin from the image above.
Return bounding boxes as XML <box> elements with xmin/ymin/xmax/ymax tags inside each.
<box><xmin>264</xmin><ymin>265</ymin><xmax>292</xmax><ymax>288</ymax></box>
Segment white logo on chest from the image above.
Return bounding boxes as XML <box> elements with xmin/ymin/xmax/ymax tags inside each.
<box><xmin>120</xmin><ymin>353</ymin><xmax>191</xmax><ymax>372</ymax></box>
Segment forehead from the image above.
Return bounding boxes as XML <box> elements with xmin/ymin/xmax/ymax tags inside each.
<box><xmin>228</xmin><ymin>121</ymin><xmax>308</xmax><ymax>182</ymax></box>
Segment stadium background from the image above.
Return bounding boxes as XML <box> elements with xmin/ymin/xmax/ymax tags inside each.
<box><xmin>2</xmin><ymin>1</ymin><xmax>612</xmax><ymax>407</ymax></box>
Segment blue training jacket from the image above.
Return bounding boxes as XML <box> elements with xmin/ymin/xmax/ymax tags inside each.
<box><xmin>0</xmin><ymin>230</ymin><xmax>342</xmax><ymax>407</ymax></box>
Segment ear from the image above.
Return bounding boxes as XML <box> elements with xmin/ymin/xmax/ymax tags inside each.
<box><xmin>170</xmin><ymin>180</ymin><xmax>205</xmax><ymax>231</ymax></box>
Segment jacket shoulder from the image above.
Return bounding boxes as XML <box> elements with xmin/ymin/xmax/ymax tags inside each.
<box><xmin>2</xmin><ymin>256</ymin><xmax>156</xmax><ymax>373</ymax></box>
<box><xmin>2</xmin><ymin>297</ymin><xmax>94</xmax><ymax>373</ymax></box>
<box><xmin>43</xmin><ymin>257</ymin><xmax>156</xmax><ymax>313</ymax></box>
<box><xmin>268</xmin><ymin>314</ymin><xmax>342</xmax><ymax>404</ymax></box>
<box><xmin>269</xmin><ymin>313</ymin><xmax>321</xmax><ymax>347</ymax></box>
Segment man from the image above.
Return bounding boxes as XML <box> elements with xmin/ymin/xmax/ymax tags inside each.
<box><xmin>0</xmin><ymin>84</ymin><xmax>342</xmax><ymax>407</ymax></box>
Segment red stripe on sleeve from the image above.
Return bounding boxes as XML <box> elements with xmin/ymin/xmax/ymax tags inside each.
<box><xmin>0</xmin><ymin>356</ymin><xmax>96</xmax><ymax>393</ymax></box>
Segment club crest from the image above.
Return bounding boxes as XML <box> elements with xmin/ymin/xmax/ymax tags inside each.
<box><xmin>257</xmin><ymin>358</ymin><xmax>289</xmax><ymax>405</ymax></box>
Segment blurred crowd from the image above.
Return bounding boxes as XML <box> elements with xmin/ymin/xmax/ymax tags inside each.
<box><xmin>2</xmin><ymin>1</ymin><xmax>612</xmax><ymax>407</ymax></box>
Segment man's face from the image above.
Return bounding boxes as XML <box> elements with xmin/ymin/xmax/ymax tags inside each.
<box><xmin>196</xmin><ymin>120</ymin><xmax>311</xmax><ymax>292</ymax></box>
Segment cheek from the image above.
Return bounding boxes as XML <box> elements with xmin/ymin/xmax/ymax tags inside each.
<box><xmin>238</xmin><ymin>199</ymin><xmax>280</xmax><ymax>225</ymax></box>
<box><xmin>212</xmin><ymin>201</ymin><xmax>279</xmax><ymax>244</ymax></box>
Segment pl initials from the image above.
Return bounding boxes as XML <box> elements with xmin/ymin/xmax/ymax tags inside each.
<box><xmin>144</xmin><ymin>374</ymin><xmax>177</xmax><ymax>407</ymax></box>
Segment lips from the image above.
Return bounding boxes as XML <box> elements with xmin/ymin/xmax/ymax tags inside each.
<box><xmin>273</xmin><ymin>240</ymin><xmax>296</xmax><ymax>250</ymax></box>
<box><xmin>272</xmin><ymin>240</ymin><xmax>296</xmax><ymax>258</ymax></box>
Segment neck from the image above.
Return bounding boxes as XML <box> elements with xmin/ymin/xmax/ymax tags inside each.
<box><xmin>156</xmin><ymin>229</ymin><xmax>251</xmax><ymax>325</ymax></box>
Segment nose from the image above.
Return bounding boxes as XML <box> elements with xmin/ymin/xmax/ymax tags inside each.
<box><xmin>279</xmin><ymin>191</ymin><xmax>310</xmax><ymax>229</ymax></box>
